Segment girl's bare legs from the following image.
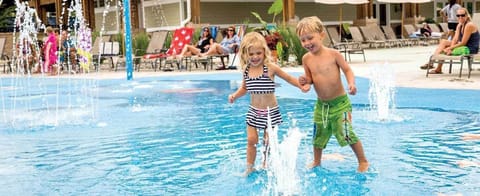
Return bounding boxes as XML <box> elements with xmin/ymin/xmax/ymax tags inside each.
<box><xmin>245</xmin><ymin>125</ymin><xmax>258</xmax><ymax>176</ymax></box>
<box><xmin>350</xmin><ymin>140</ymin><xmax>369</xmax><ymax>172</ymax></box>
<box><xmin>262</xmin><ymin>130</ymin><xmax>269</xmax><ymax>168</ymax></box>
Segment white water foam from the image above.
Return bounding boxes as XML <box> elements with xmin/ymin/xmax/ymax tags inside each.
<box><xmin>368</xmin><ymin>63</ymin><xmax>403</xmax><ymax>122</ymax></box>
<box><xmin>263</xmin><ymin>111</ymin><xmax>305</xmax><ymax>195</ymax></box>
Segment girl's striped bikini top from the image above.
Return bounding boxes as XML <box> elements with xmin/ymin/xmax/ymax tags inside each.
<box><xmin>244</xmin><ymin>64</ymin><xmax>275</xmax><ymax>94</ymax></box>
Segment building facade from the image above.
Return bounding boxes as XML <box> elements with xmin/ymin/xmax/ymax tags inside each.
<box><xmin>27</xmin><ymin>0</ymin><xmax>480</xmax><ymax>34</ymax></box>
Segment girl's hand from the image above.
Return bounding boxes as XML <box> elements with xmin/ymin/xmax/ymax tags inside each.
<box><xmin>228</xmin><ymin>94</ymin><xmax>235</xmax><ymax>103</ymax></box>
<box><xmin>301</xmin><ymin>83</ymin><xmax>311</xmax><ymax>93</ymax></box>
<box><xmin>298</xmin><ymin>75</ymin><xmax>307</xmax><ymax>85</ymax></box>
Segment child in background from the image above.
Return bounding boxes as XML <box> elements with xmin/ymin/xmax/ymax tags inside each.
<box><xmin>40</xmin><ymin>26</ymin><xmax>58</xmax><ymax>75</ymax></box>
<box><xmin>296</xmin><ymin>16</ymin><xmax>369</xmax><ymax>172</ymax></box>
<box><xmin>228</xmin><ymin>32</ymin><xmax>302</xmax><ymax>176</ymax></box>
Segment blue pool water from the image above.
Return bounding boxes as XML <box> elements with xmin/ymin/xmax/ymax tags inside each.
<box><xmin>0</xmin><ymin>73</ymin><xmax>479</xmax><ymax>195</ymax></box>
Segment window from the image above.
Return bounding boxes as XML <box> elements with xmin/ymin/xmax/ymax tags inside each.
<box><xmin>94</xmin><ymin>0</ymin><xmax>117</xmax><ymax>8</ymax></box>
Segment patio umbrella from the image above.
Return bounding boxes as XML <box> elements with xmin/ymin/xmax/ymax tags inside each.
<box><xmin>377</xmin><ymin>0</ymin><xmax>433</xmax><ymax>37</ymax></box>
<box><xmin>314</xmin><ymin>0</ymin><xmax>368</xmax><ymax>40</ymax></box>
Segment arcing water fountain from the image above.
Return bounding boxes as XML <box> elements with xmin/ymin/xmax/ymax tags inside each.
<box><xmin>1</xmin><ymin>0</ymin><xmax>101</xmax><ymax>129</ymax></box>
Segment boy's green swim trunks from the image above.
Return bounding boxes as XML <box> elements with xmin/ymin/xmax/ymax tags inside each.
<box><xmin>312</xmin><ymin>94</ymin><xmax>359</xmax><ymax>149</ymax></box>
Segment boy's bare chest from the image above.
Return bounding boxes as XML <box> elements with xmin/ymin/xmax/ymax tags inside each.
<box><xmin>309</xmin><ymin>59</ymin><xmax>338</xmax><ymax>74</ymax></box>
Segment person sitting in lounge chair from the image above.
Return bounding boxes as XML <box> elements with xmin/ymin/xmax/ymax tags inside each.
<box><xmin>420</xmin><ymin>8</ymin><xmax>479</xmax><ymax>74</ymax></box>
<box><xmin>420</xmin><ymin>22</ymin><xmax>432</xmax><ymax>37</ymax></box>
<box><xmin>199</xmin><ymin>26</ymin><xmax>240</xmax><ymax>57</ymax></box>
<box><xmin>177</xmin><ymin>27</ymin><xmax>214</xmax><ymax>58</ymax></box>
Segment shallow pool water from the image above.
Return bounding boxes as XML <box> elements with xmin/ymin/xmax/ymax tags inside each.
<box><xmin>0</xmin><ymin>74</ymin><xmax>479</xmax><ymax>195</ymax></box>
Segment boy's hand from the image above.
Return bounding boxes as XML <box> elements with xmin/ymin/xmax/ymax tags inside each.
<box><xmin>348</xmin><ymin>84</ymin><xmax>357</xmax><ymax>95</ymax></box>
<box><xmin>228</xmin><ymin>94</ymin><xmax>235</xmax><ymax>103</ymax></box>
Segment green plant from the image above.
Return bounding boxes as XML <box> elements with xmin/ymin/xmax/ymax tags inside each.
<box><xmin>132</xmin><ymin>32</ymin><xmax>149</xmax><ymax>56</ymax></box>
<box><xmin>424</xmin><ymin>18</ymin><xmax>435</xmax><ymax>24</ymax></box>
<box><xmin>164</xmin><ymin>32</ymin><xmax>172</xmax><ymax>50</ymax></box>
<box><xmin>251</xmin><ymin>0</ymin><xmax>283</xmax><ymax>29</ymax></box>
<box><xmin>287</xmin><ymin>28</ymin><xmax>307</xmax><ymax>65</ymax></box>
<box><xmin>91</xmin><ymin>30</ymin><xmax>100</xmax><ymax>44</ymax></box>
<box><xmin>0</xmin><ymin>5</ymin><xmax>15</xmax><ymax>28</ymax></box>
<box><xmin>192</xmin><ymin>27</ymin><xmax>201</xmax><ymax>44</ymax></box>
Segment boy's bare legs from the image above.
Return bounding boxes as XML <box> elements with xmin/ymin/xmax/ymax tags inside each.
<box><xmin>244</xmin><ymin>126</ymin><xmax>258</xmax><ymax>176</ymax></box>
<box><xmin>307</xmin><ymin>147</ymin><xmax>323</xmax><ymax>169</ymax></box>
<box><xmin>350</xmin><ymin>140</ymin><xmax>369</xmax><ymax>172</ymax></box>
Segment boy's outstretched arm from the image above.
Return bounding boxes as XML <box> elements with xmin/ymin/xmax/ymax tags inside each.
<box><xmin>228</xmin><ymin>79</ymin><xmax>247</xmax><ymax>103</ymax></box>
<box><xmin>335</xmin><ymin>51</ymin><xmax>357</xmax><ymax>95</ymax></box>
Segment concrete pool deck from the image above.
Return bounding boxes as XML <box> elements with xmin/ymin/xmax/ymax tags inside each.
<box><xmin>25</xmin><ymin>45</ymin><xmax>480</xmax><ymax>90</ymax></box>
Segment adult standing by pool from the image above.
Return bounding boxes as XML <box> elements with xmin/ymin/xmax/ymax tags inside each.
<box><xmin>441</xmin><ymin>0</ymin><xmax>462</xmax><ymax>39</ymax></box>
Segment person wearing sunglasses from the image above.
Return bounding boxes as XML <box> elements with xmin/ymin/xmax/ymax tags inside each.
<box><xmin>440</xmin><ymin>0</ymin><xmax>462</xmax><ymax>39</ymax></box>
<box><xmin>421</xmin><ymin>8</ymin><xmax>479</xmax><ymax>74</ymax></box>
<box><xmin>177</xmin><ymin>27</ymin><xmax>214</xmax><ymax>58</ymax></box>
<box><xmin>199</xmin><ymin>26</ymin><xmax>241</xmax><ymax>63</ymax></box>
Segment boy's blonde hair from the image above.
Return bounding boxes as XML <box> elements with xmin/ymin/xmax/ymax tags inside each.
<box><xmin>239</xmin><ymin>32</ymin><xmax>273</xmax><ymax>70</ymax></box>
<box><xmin>296</xmin><ymin>16</ymin><xmax>325</xmax><ymax>36</ymax></box>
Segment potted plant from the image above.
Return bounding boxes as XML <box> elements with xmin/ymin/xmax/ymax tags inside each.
<box><xmin>251</xmin><ymin>0</ymin><xmax>286</xmax><ymax>63</ymax></box>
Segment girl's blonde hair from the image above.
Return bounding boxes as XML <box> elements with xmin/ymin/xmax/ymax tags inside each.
<box><xmin>296</xmin><ymin>16</ymin><xmax>325</xmax><ymax>36</ymax></box>
<box><xmin>239</xmin><ymin>32</ymin><xmax>273</xmax><ymax>70</ymax></box>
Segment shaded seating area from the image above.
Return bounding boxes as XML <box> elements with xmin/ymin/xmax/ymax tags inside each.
<box><xmin>349</xmin><ymin>26</ymin><xmax>384</xmax><ymax>49</ymax></box>
<box><xmin>382</xmin><ymin>25</ymin><xmax>414</xmax><ymax>47</ymax></box>
<box><xmin>326</xmin><ymin>26</ymin><xmax>366</xmax><ymax>62</ymax></box>
<box><xmin>136</xmin><ymin>30</ymin><xmax>169</xmax><ymax>71</ymax></box>
<box><xmin>192</xmin><ymin>25</ymin><xmax>245</xmax><ymax>71</ymax></box>
<box><xmin>143</xmin><ymin>27</ymin><xmax>194</xmax><ymax>72</ymax></box>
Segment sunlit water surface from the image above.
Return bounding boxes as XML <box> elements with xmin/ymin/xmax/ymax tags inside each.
<box><xmin>0</xmin><ymin>75</ymin><xmax>479</xmax><ymax>195</ymax></box>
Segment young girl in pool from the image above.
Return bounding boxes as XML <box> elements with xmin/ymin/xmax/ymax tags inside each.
<box><xmin>228</xmin><ymin>32</ymin><xmax>302</xmax><ymax>176</ymax></box>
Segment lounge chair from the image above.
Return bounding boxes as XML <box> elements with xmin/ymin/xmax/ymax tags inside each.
<box><xmin>136</xmin><ymin>30</ymin><xmax>169</xmax><ymax>71</ymax></box>
<box><xmin>403</xmin><ymin>24</ymin><xmax>426</xmax><ymax>46</ymax></box>
<box><xmin>365</xmin><ymin>25</ymin><xmax>400</xmax><ymax>48</ymax></box>
<box><xmin>463</xmin><ymin>49</ymin><xmax>480</xmax><ymax>78</ymax></box>
<box><xmin>91</xmin><ymin>35</ymin><xmax>111</xmax><ymax>71</ymax></box>
<box><xmin>159</xmin><ymin>27</ymin><xmax>194</xmax><ymax>71</ymax></box>
<box><xmin>381</xmin><ymin>25</ymin><xmax>414</xmax><ymax>47</ymax></box>
<box><xmin>427</xmin><ymin>23</ymin><xmax>443</xmax><ymax>43</ymax></box>
<box><xmin>326</xmin><ymin>26</ymin><xmax>366</xmax><ymax>62</ymax></box>
<box><xmin>426</xmin><ymin>54</ymin><xmax>469</xmax><ymax>78</ymax></box>
<box><xmin>0</xmin><ymin>37</ymin><xmax>11</xmax><ymax>73</ymax></box>
<box><xmin>438</xmin><ymin>23</ymin><xmax>450</xmax><ymax>34</ymax></box>
<box><xmin>349</xmin><ymin>26</ymin><xmax>383</xmax><ymax>49</ymax></box>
